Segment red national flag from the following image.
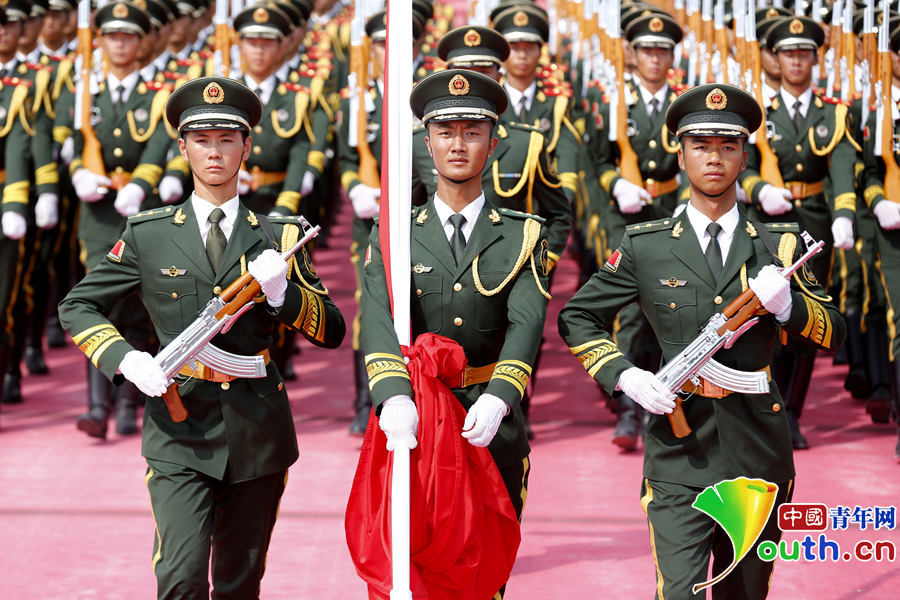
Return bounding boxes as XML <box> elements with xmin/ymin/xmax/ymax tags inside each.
<box><xmin>345</xmin><ymin>334</ymin><xmax>521</xmax><ymax>599</ymax></box>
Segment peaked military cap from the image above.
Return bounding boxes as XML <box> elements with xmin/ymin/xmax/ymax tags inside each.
<box><xmin>364</xmin><ymin>10</ymin><xmax>425</xmax><ymax>43</ymax></box>
<box><xmin>30</xmin><ymin>0</ymin><xmax>49</xmax><ymax>17</ymax></box>
<box><xmin>492</xmin><ymin>4</ymin><xmax>549</xmax><ymax>44</ymax></box>
<box><xmin>755</xmin><ymin>6</ymin><xmax>791</xmax><ymax>23</ymax></box>
<box><xmin>96</xmin><ymin>2</ymin><xmax>152</xmax><ymax>36</ymax></box>
<box><xmin>173</xmin><ymin>0</ymin><xmax>195</xmax><ymax>16</ymax></box>
<box><xmin>621</xmin><ymin>3</ymin><xmax>665</xmax><ymax>32</ymax></box>
<box><xmin>272</xmin><ymin>0</ymin><xmax>303</xmax><ymax>28</ymax></box>
<box><xmin>47</xmin><ymin>0</ymin><xmax>76</xmax><ymax>11</ymax></box>
<box><xmin>412</xmin><ymin>0</ymin><xmax>432</xmax><ymax>23</ymax></box>
<box><xmin>234</xmin><ymin>2</ymin><xmax>292</xmax><ymax>39</ymax></box>
<box><xmin>625</xmin><ymin>12</ymin><xmax>683</xmax><ymax>48</ymax></box>
<box><xmin>892</xmin><ymin>25</ymin><xmax>900</xmax><ymax>53</ymax></box>
<box><xmin>410</xmin><ymin>69</ymin><xmax>509</xmax><ymax>124</ymax></box>
<box><xmin>140</xmin><ymin>0</ymin><xmax>174</xmax><ymax>28</ymax></box>
<box><xmin>3</xmin><ymin>0</ymin><xmax>31</xmax><ymax>21</ymax></box>
<box><xmin>666</xmin><ymin>83</ymin><xmax>762</xmax><ymax>139</ymax></box>
<box><xmin>166</xmin><ymin>76</ymin><xmax>263</xmax><ymax>134</ymax></box>
<box><xmin>438</xmin><ymin>25</ymin><xmax>510</xmax><ymax>68</ymax></box>
<box><xmin>852</xmin><ymin>9</ymin><xmax>900</xmax><ymax>37</ymax></box>
<box><xmin>489</xmin><ymin>0</ymin><xmax>546</xmax><ymax>24</ymax></box>
<box><xmin>767</xmin><ymin>16</ymin><xmax>824</xmax><ymax>52</ymax></box>
<box><xmin>286</xmin><ymin>0</ymin><xmax>311</xmax><ymax>22</ymax></box>
<box><xmin>757</xmin><ymin>16</ymin><xmax>783</xmax><ymax>47</ymax></box>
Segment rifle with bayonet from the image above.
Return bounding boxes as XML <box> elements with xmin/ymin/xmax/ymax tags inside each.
<box><xmin>876</xmin><ymin>0</ymin><xmax>900</xmax><ymax>204</ymax></box>
<box><xmin>747</xmin><ymin>5</ymin><xmax>786</xmax><ymax>189</ymax></box>
<box><xmin>76</xmin><ymin>0</ymin><xmax>105</xmax><ymax>182</ymax></box>
<box><xmin>610</xmin><ymin>4</ymin><xmax>643</xmax><ymax>188</ymax></box>
<box><xmin>659</xmin><ymin>232</ymin><xmax>825</xmax><ymax>438</ymax></box>
<box><xmin>349</xmin><ymin>0</ymin><xmax>380</xmax><ymax>188</ymax></box>
<box><xmin>156</xmin><ymin>218</ymin><xmax>321</xmax><ymax>422</ymax></box>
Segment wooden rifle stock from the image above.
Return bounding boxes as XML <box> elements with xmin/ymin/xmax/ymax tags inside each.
<box><xmin>843</xmin><ymin>27</ymin><xmax>856</xmax><ymax>99</ymax></box>
<box><xmin>667</xmin><ymin>398</ymin><xmax>692</xmax><ymax>438</ymax></box>
<box><xmin>880</xmin><ymin>37</ymin><xmax>900</xmax><ymax>202</ymax></box>
<box><xmin>78</xmin><ymin>26</ymin><xmax>104</xmax><ymax>176</ymax></box>
<box><xmin>614</xmin><ymin>39</ymin><xmax>643</xmax><ymax>186</ymax></box>
<box><xmin>353</xmin><ymin>37</ymin><xmax>380</xmax><ymax>188</ymax></box>
<box><xmin>749</xmin><ymin>39</ymin><xmax>785</xmax><ymax>188</ymax></box>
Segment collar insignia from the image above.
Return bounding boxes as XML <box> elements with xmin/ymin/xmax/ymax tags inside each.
<box><xmin>247</xmin><ymin>211</ymin><xmax>259</xmax><ymax>227</ymax></box>
<box><xmin>173</xmin><ymin>208</ymin><xmax>186</xmax><ymax>225</ymax></box>
<box><xmin>745</xmin><ymin>221</ymin><xmax>758</xmax><ymax>238</ymax></box>
<box><xmin>671</xmin><ymin>221</ymin><xmax>684</xmax><ymax>238</ymax></box>
<box><xmin>488</xmin><ymin>209</ymin><xmax>501</xmax><ymax>224</ymax></box>
<box><xmin>416</xmin><ymin>208</ymin><xmax>429</xmax><ymax>224</ymax></box>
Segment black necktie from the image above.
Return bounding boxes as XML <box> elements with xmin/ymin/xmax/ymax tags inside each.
<box><xmin>206</xmin><ymin>208</ymin><xmax>227</xmax><ymax>272</ymax></box>
<box><xmin>517</xmin><ymin>96</ymin><xmax>527</xmax><ymax>121</ymax></box>
<box><xmin>705</xmin><ymin>222</ymin><xmax>723</xmax><ymax>280</ymax></box>
<box><xmin>792</xmin><ymin>100</ymin><xmax>803</xmax><ymax>134</ymax></box>
<box><xmin>648</xmin><ymin>97</ymin><xmax>659</xmax><ymax>120</ymax></box>
<box><xmin>254</xmin><ymin>87</ymin><xmax>263</xmax><ymax>104</ymax></box>
<box><xmin>448</xmin><ymin>213</ymin><xmax>467</xmax><ymax>265</ymax></box>
<box><xmin>114</xmin><ymin>84</ymin><xmax>125</xmax><ymax>119</ymax></box>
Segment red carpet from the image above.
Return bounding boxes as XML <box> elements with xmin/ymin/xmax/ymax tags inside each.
<box><xmin>1</xmin><ymin>200</ymin><xmax>898</xmax><ymax>599</ymax></box>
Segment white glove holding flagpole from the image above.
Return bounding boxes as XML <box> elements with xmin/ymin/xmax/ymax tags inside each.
<box><xmin>461</xmin><ymin>394</ymin><xmax>508</xmax><ymax>447</ymax></box>
<box><xmin>247</xmin><ymin>249</ymin><xmax>288</xmax><ymax>308</ymax></box>
<box><xmin>379</xmin><ymin>395</ymin><xmax>418</xmax><ymax>451</ymax></box>
<box><xmin>617</xmin><ymin>367</ymin><xmax>677</xmax><ymax>414</ymax></box>
<box><xmin>749</xmin><ymin>264</ymin><xmax>793</xmax><ymax>322</ymax></box>
<box><xmin>758</xmin><ymin>184</ymin><xmax>793</xmax><ymax>215</ymax></box>
<box><xmin>612</xmin><ymin>178</ymin><xmax>651</xmax><ymax>214</ymax></box>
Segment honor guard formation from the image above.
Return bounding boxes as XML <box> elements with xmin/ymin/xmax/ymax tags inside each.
<box><xmin>0</xmin><ymin>1</ymin><xmax>899</xmax><ymax>599</ymax></box>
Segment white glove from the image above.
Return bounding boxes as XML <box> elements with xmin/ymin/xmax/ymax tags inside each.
<box><xmin>461</xmin><ymin>393</ymin><xmax>509</xmax><ymax>447</ymax></box>
<box><xmin>758</xmin><ymin>184</ymin><xmax>793</xmax><ymax>216</ymax></box>
<box><xmin>118</xmin><ymin>350</ymin><xmax>168</xmax><ymax>398</ymax></box>
<box><xmin>749</xmin><ymin>264</ymin><xmax>792</xmax><ymax>322</ymax></box>
<box><xmin>247</xmin><ymin>248</ymin><xmax>288</xmax><ymax>308</ymax></box>
<box><xmin>612</xmin><ymin>178</ymin><xmax>651</xmax><ymax>214</ymax></box>
<box><xmin>158</xmin><ymin>175</ymin><xmax>184</xmax><ymax>205</ymax></box>
<box><xmin>60</xmin><ymin>137</ymin><xmax>74</xmax><ymax>165</ymax></box>
<box><xmin>300</xmin><ymin>171</ymin><xmax>316</xmax><ymax>196</ymax></box>
<box><xmin>72</xmin><ymin>168</ymin><xmax>111</xmax><ymax>203</ymax></box>
<box><xmin>736</xmin><ymin>184</ymin><xmax>749</xmax><ymax>204</ymax></box>
<box><xmin>379</xmin><ymin>395</ymin><xmax>418</xmax><ymax>451</ymax></box>
<box><xmin>1</xmin><ymin>211</ymin><xmax>27</xmax><ymax>239</ymax></box>
<box><xmin>617</xmin><ymin>367</ymin><xmax>677</xmax><ymax>415</ymax></box>
<box><xmin>349</xmin><ymin>183</ymin><xmax>380</xmax><ymax>219</ymax></box>
<box><xmin>873</xmin><ymin>200</ymin><xmax>900</xmax><ymax>230</ymax></box>
<box><xmin>830</xmin><ymin>216</ymin><xmax>854</xmax><ymax>250</ymax></box>
<box><xmin>237</xmin><ymin>169</ymin><xmax>252</xmax><ymax>195</ymax></box>
<box><xmin>114</xmin><ymin>182</ymin><xmax>145</xmax><ymax>217</ymax></box>
<box><xmin>35</xmin><ymin>193</ymin><xmax>59</xmax><ymax>229</ymax></box>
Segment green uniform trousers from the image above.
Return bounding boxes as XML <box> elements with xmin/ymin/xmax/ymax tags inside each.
<box><xmin>640</xmin><ymin>477</ymin><xmax>793</xmax><ymax>600</ymax></box>
<box><xmin>145</xmin><ymin>459</ymin><xmax>287</xmax><ymax>600</ymax></box>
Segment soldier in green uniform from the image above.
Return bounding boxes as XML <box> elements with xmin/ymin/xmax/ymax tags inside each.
<box><xmin>363</xmin><ymin>70</ymin><xmax>546</xmax><ymax>598</ymax></box>
<box><xmin>0</xmin><ymin>5</ymin><xmax>37</xmax><ymax>405</ymax></box>
<box><xmin>63</xmin><ymin>1</ymin><xmax>177</xmax><ymax>437</ymax></box>
<box><xmin>337</xmin><ymin>9</ymin><xmax>425</xmax><ymax>434</ymax></box>
<box><xmin>740</xmin><ymin>16</ymin><xmax>859</xmax><ymax>448</ymax></box>
<box><xmin>559</xmin><ymin>83</ymin><xmax>846</xmax><ymax>600</ymax></box>
<box><xmin>59</xmin><ymin>76</ymin><xmax>345</xmax><ymax>597</ymax></box>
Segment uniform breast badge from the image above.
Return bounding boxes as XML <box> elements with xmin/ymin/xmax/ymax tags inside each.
<box><xmin>412</xmin><ymin>263</ymin><xmax>433</xmax><ymax>273</ymax></box>
<box><xmin>660</xmin><ymin>278</ymin><xmax>687</xmax><ymax>287</ymax></box>
<box><xmin>162</xmin><ymin>266</ymin><xmax>187</xmax><ymax>277</ymax></box>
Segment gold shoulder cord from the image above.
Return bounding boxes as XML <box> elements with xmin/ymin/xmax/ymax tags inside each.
<box><xmin>530</xmin><ymin>245</ymin><xmax>552</xmax><ymax>300</ymax></box>
<box><xmin>546</xmin><ymin>95</ymin><xmax>568</xmax><ymax>154</ymax></box>
<box><xmin>808</xmin><ymin>103</ymin><xmax>858</xmax><ymax>155</ymax></box>
<box><xmin>33</xmin><ymin>68</ymin><xmax>53</xmax><ymax>117</ymax></box>
<box><xmin>473</xmin><ymin>218</ymin><xmax>544</xmax><ymax>297</ymax></box>
<box><xmin>127</xmin><ymin>88</ymin><xmax>170</xmax><ymax>143</ymax></box>
<box><xmin>310</xmin><ymin>75</ymin><xmax>333</xmax><ymax>120</ymax></box>
<box><xmin>0</xmin><ymin>84</ymin><xmax>31</xmax><ymax>138</ymax></box>
<box><xmin>272</xmin><ymin>89</ymin><xmax>310</xmax><ymax>139</ymax></box>
<box><xmin>660</xmin><ymin>121</ymin><xmax>681</xmax><ymax>153</ymax></box>
<box><xmin>778</xmin><ymin>231</ymin><xmax>832</xmax><ymax>302</ymax></box>
<box><xmin>281</xmin><ymin>223</ymin><xmax>329</xmax><ymax>295</ymax></box>
<box><xmin>492</xmin><ymin>130</ymin><xmax>544</xmax><ymax>210</ymax></box>
<box><xmin>52</xmin><ymin>59</ymin><xmax>74</xmax><ymax>101</ymax></box>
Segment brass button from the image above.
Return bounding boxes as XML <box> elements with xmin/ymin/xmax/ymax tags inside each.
<box><xmin>453</xmin><ymin>317</ymin><xmax>463</xmax><ymax>326</ymax></box>
<box><xmin>254</xmin><ymin>125</ymin><xmax>263</xmax><ymax>134</ymax></box>
<box><xmin>772</xmin><ymin>403</ymin><xmax>781</xmax><ymax>412</ymax></box>
<box><xmin>113</xmin><ymin>128</ymin><xmax>122</xmax><ymax>137</ymax></box>
<box><xmin>213</xmin><ymin>286</ymin><xmax>222</xmax><ymax>295</ymax></box>
<box><xmin>170</xmin><ymin>292</ymin><xmax>178</xmax><ymax>299</ymax></box>
<box><xmin>794</xmin><ymin>144</ymin><xmax>802</xmax><ymax>152</ymax></box>
<box><xmin>138</xmin><ymin>128</ymin><xmax>145</xmax><ymax>135</ymax></box>
<box><xmin>795</xmin><ymin>199</ymin><xmax>802</xmax><ymax>207</ymax></box>
<box><xmin>253</xmin><ymin>146</ymin><xmax>261</xmax><ymax>155</ymax></box>
<box><xmin>648</xmin><ymin>139</ymin><xmax>657</xmax><ymax>149</ymax></box>
<box><xmin>796</xmin><ymin>163</ymin><xmax>803</xmax><ymax>172</ymax></box>
<box><xmin>714</xmin><ymin>295</ymin><xmax>723</xmax><ymax>305</ymax></box>
<box><xmin>277</xmin><ymin>382</ymin><xmax>284</xmax><ymax>391</ymax></box>
<box><xmin>221</xmin><ymin>382</ymin><xmax>230</xmax><ymax>391</ymax></box>
<box><xmin>669</xmin><ymin>301</ymin><xmax>677</xmax><ymax>309</ymax></box>
<box><xmin>113</xmin><ymin>147</ymin><xmax>123</xmax><ymax>157</ymax></box>
<box><xmin>416</xmin><ymin>288</ymin><xmax>422</xmax><ymax>296</ymax></box>
<box><xmin>453</xmin><ymin>282</ymin><xmax>462</xmax><ymax>292</ymax></box>
<box><xmin>648</xmin><ymin>160</ymin><xmax>657</xmax><ymax>170</ymax></box>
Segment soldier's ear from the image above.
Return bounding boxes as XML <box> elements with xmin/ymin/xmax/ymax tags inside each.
<box><xmin>424</xmin><ymin>136</ymin><xmax>433</xmax><ymax>158</ymax></box>
<box><xmin>676</xmin><ymin>146</ymin><xmax>684</xmax><ymax>171</ymax></box>
<box><xmin>177</xmin><ymin>137</ymin><xmax>189</xmax><ymax>162</ymax></box>
<box><xmin>242</xmin><ymin>134</ymin><xmax>252</xmax><ymax>162</ymax></box>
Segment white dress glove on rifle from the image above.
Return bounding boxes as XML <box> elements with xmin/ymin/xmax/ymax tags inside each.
<box><xmin>873</xmin><ymin>201</ymin><xmax>900</xmax><ymax>230</ymax></box>
<box><xmin>35</xmin><ymin>193</ymin><xmax>59</xmax><ymax>229</ymax></box>
<box><xmin>237</xmin><ymin>169</ymin><xmax>252</xmax><ymax>195</ymax></box>
<box><xmin>247</xmin><ymin>249</ymin><xmax>288</xmax><ymax>308</ymax></box>
<box><xmin>114</xmin><ymin>183</ymin><xmax>146</xmax><ymax>217</ymax></box>
<box><xmin>349</xmin><ymin>183</ymin><xmax>380</xmax><ymax>219</ymax></box>
<box><xmin>379</xmin><ymin>395</ymin><xmax>418</xmax><ymax>451</ymax></box>
<box><xmin>612</xmin><ymin>178</ymin><xmax>651</xmax><ymax>214</ymax></box>
<box><xmin>757</xmin><ymin>184</ymin><xmax>793</xmax><ymax>216</ymax></box>
<box><xmin>461</xmin><ymin>393</ymin><xmax>509</xmax><ymax>447</ymax></box>
<box><xmin>830</xmin><ymin>217</ymin><xmax>854</xmax><ymax>250</ymax></box>
<box><xmin>158</xmin><ymin>175</ymin><xmax>184</xmax><ymax>205</ymax></box>
<box><xmin>72</xmin><ymin>168</ymin><xmax>112</xmax><ymax>203</ymax></box>
<box><xmin>300</xmin><ymin>171</ymin><xmax>316</xmax><ymax>196</ymax></box>
<box><xmin>118</xmin><ymin>350</ymin><xmax>168</xmax><ymax>397</ymax></box>
<box><xmin>1</xmin><ymin>212</ymin><xmax>27</xmax><ymax>239</ymax></box>
<box><xmin>749</xmin><ymin>264</ymin><xmax>792</xmax><ymax>322</ymax></box>
<box><xmin>616</xmin><ymin>367</ymin><xmax>676</xmax><ymax>414</ymax></box>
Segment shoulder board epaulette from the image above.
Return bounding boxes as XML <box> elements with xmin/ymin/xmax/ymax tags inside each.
<box><xmin>505</xmin><ymin>121</ymin><xmax>542</xmax><ymax>133</ymax></box>
<box><xmin>2</xmin><ymin>76</ymin><xmax>31</xmax><ymax>88</ymax></box>
<box><xmin>497</xmin><ymin>207</ymin><xmax>546</xmax><ymax>223</ymax></box>
<box><xmin>626</xmin><ymin>217</ymin><xmax>676</xmax><ymax>235</ymax></box>
<box><xmin>144</xmin><ymin>80</ymin><xmax>173</xmax><ymax>92</ymax></box>
<box><xmin>284</xmin><ymin>82</ymin><xmax>309</xmax><ymax>94</ymax></box>
<box><xmin>128</xmin><ymin>207</ymin><xmax>177</xmax><ymax>223</ymax></box>
<box><xmin>763</xmin><ymin>222</ymin><xmax>800</xmax><ymax>233</ymax></box>
<box><xmin>176</xmin><ymin>58</ymin><xmax>202</xmax><ymax>67</ymax></box>
<box><xmin>23</xmin><ymin>62</ymin><xmax>47</xmax><ymax>72</ymax></box>
<box><xmin>818</xmin><ymin>95</ymin><xmax>845</xmax><ymax>106</ymax></box>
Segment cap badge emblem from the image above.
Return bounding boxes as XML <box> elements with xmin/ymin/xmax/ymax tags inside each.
<box><xmin>706</xmin><ymin>88</ymin><xmax>727</xmax><ymax>110</ymax></box>
<box><xmin>203</xmin><ymin>81</ymin><xmax>225</xmax><ymax>104</ymax></box>
<box><xmin>649</xmin><ymin>17</ymin><xmax>664</xmax><ymax>33</ymax></box>
<box><xmin>789</xmin><ymin>19</ymin><xmax>804</xmax><ymax>35</ymax></box>
<box><xmin>464</xmin><ymin>29</ymin><xmax>481</xmax><ymax>47</ymax></box>
<box><xmin>448</xmin><ymin>74</ymin><xmax>469</xmax><ymax>96</ymax></box>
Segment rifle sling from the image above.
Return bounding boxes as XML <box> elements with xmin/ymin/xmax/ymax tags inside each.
<box><xmin>752</xmin><ymin>218</ymin><xmax>783</xmax><ymax>268</ymax></box>
<box><xmin>257</xmin><ymin>214</ymin><xmax>280</xmax><ymax>251</ymax></box>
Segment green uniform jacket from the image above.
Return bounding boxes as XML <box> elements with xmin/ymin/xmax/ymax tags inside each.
<box><xmin>59</xmin><ymin>201</ymin><xmax>346</xmax><ymax>482</ymax></box>
<box><xmin>360</xmin><ymin>200</ymin><xmax>551</xmax><ymax>467</ymax></box>
<box><xmin>558</xmin><ymin>209</ymin><xmax>846</xmax><ymax>486</ymax></box>
<box><xmin>411</xmin><ymin>122</ymin><xmax>572</xmax><ymax>268</ymax></box>
<box><xmin>0</xmin><ymin>77</ymin><xmax>35</xmax><ymax>216</ymax></box>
